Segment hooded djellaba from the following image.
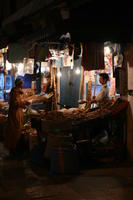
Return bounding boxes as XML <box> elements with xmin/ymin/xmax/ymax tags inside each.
<box><xmin>5</xmin><ymin>78</ymin><xmax>30</xmax><ymax>157</ymax></box>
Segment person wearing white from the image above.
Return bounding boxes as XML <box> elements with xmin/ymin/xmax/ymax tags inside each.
<box><xmin>92</xmin><ymin>73</ymin><xmax>110</xmax><ymax>144</ymax></box>
<box><xmin>92</xmin><ymin>73</ymin><xmax>109</xmax><ymax>103</ymax></box>
<box><xmin>96</xmin><ymin>83</ymin><xmax>109</xmax><ymax>102</ymax></box>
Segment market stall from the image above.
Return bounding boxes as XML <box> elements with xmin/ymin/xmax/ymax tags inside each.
<box><xmin>29</xmin><ymin>97</ymin><xmax>128</xmax><ymax>160</ymax></box>
<box><xmin>0</xmin><ymin>40</ymin><xmax>129</xmax><ymax>174</ymax></box>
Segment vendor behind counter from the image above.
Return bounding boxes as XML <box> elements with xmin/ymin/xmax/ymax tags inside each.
<box><xmin>41</xmin><ymin>72</ymin><xmax>54</xmax><ymax>112</ymax></box>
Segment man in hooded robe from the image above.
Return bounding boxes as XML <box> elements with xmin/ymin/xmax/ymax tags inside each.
<box><xmin>5</xmin><ymin>78</ymin><xmax>30</xmax><ymax>156</ymax></box>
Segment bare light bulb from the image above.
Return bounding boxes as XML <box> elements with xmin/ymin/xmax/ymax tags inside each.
<box><xmin>57</xmin><ymin>71</ymin><xmax>62</xmax><ymax>77</ymax></box>
<box><xmin>75</xmin><ymin>68</ymin><xmax>80</xmax><ymax>75</ymax></box>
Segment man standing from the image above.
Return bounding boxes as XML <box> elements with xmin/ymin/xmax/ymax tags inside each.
<box><xmin>5</xmin><ymin>78</ymin><xmax>30</xmax><ymax>157</ymax></box>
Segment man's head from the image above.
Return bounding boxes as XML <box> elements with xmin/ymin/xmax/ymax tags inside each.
<box><xmin>99</xmin><ymin>73</ymin><xmax>109</xmax><ymax>85</ymax></box>
<box><xmin>15</xmin><ymin>78</ymin><xmax>24</xmax><ymax>89</ymax></box>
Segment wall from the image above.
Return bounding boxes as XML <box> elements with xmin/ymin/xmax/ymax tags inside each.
<box><xmin>127</xmin><ymin>61</ymin><xmax>133</xmax><ymax>160</ymax></box>
<box><xmin>127</xmin><ymin>95</ymin><xmax>133</xmax><ymax>160</ymax></box>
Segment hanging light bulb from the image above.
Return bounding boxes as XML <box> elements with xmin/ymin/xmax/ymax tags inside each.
<box><xmin>57</xmin><ymin>71</ymin><xmax>62</xmax><ymax>77</ymax></box>
<box><xmin>75</xmin><ymin>67</ymin><xmax>80</xmax><ymax>75</ymax></box>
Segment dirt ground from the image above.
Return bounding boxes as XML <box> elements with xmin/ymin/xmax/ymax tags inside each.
<box><xmin>0</xmin><ymin>156</ymin><xmax>133</xmax><ymax>200</ymax></box>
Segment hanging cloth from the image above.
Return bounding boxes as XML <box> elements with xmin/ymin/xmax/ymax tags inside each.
<box><xmin>7</xmin><ymin>43</ymin><xmax>28</xmax><ymax>63</ymax></box>
<box><xmin>81</xmin><ymin>42</ymin><xmax>104</xmax><ymax>71</ymax></box>
<box><xmin>36</xmin><ymin>46</ymin><xmax>49</xmax><ymax>62</ymax></box>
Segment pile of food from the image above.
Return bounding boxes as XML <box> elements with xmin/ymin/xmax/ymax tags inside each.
<box><xmin>41</xmin><ymin>104</ymin><xmax>112</xmax><ymax>124</ymax></box>
<box><xmin>22</xmin><ymin>88</ymin><xmax>35</xmax><ymax>98</ymax></box>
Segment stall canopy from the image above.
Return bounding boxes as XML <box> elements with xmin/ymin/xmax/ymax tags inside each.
<box><xmin>0</xmin><ymin>0</ymin><xmax>133</xmax><ymax>48</ymax></box>
<box><xmin>82</xmin><ymin>42</ymin><xmax>105</xmax><ymax>71</ymax></box>
<box><xmin>2</xmin><ymin>0</ymin><xmax>55</xmax><ymax>28</ymax></box>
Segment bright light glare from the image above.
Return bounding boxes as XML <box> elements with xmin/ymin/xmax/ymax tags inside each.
<box><xmin>46</xmin><ymin>67</ymin><xmax>50</xmax><ymax>72</ymax></box>
<box><xmin>105</xmin><ymin>47</ymin><xmax>111</xmax><ymax>54</ymax></box>
<box><xmin>57</xmin><ymin>71</ymin><xmax>62</xmax><ymax>77</ymax></box>
<box><xmin>75</xmin><ymin>68</ymin><xmax>80</xmax><ymax>75</ymax></box>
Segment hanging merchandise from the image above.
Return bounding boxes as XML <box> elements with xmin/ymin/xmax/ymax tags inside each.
<box><xmin>0</xmin><ymin>53</ymin><xmax>3</xmax><ymax>66</ymax></box>
<box><xmin>82</xmin><ymin>42</ymin><xmax>104</xmax><ymax>71</ymax></box>
<box><xmin>7</xmin><ymin>43</ymin><xmax>28</xmax><ymax>63</ymax></box>
<box><xmin>59</xmin><ymin>32</ymin><xmax>71</xmax><ymax>45</ymax></box>
<box><xmin>54</xmin><ymin>57</ymin><xmax>63</xmax><ymax>68</ymax></box>
<box><xmin>114</xmin><ymin>54</ymin><xmax>123</xmax><ymax>68</ymax></box>
<box><xmin>16</xmin><ymin>63</ymin><xmax>24</xmax><ymax>76</ymax></box>
<box><xmin>63</xmin><ymin>48</ymin><xmax>73</xmax><ymax>68</ymax></box>
<box><xmin>61</xmin><ymin>48</ymin><xmax>72</xmax><ymax>67</ymax></box>
<box><xmin>41</xmin><ymin>61</ymin><xmax>49</xmax><ymax>73</ymax></box>
<box><xmin>10</xmin><ymin>64</ymin><xmax>17</xmax><ymax>77</ymax></box>
<box><xmin>63</xmin><ymin>55</ymin><xmax>74</xmax><ymax>69</ymax></box>
<box><xmin>23</xmin><ymin>58</ymin><xmax>34</xmax><ymax>74</ymax></box>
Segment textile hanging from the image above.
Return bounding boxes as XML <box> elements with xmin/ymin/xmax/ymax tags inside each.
<box><xmin>81</xmin><ymin>42</ymin><xmax>104</xmax><ymax>71</ymax></box>
<box><xmin>36</xmin><ymin>46</ymin><xmax>49</xmax><ymax>62</ymax></box>
<box><xmin>54</xmin><ymin>57</ymin><xmax>63</xmax><ymax>68</ymax></box>
<box><xmin>28</xmin><ymin>46</ymin><xmax>49</xmax><ymax>61</ymax></box>
<box><xmin>23</xmin><ymin>58</ymin><xmax>34</xmax><ymax>74</ymax></box>
<box><xmin>7</xmin><ymin>43</ymin><xmax>28</xmax><ymax>63</ymax></box>
<box><xmin>63</xmin><ymin>55</ymin><xmax>73</xmax><ymax>67</ymax></box>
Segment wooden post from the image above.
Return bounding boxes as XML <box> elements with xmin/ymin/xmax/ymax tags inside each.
<box><xmin>57</xmin><ymin>67</ymin><xmax>61</xmax><ymax>110</ymax></box>
<box><xmin>93</xmin><ymin>73</ymin><xmax>96</xmax><ymax>97</ymax></box>
<box><xmin>53</xmin><ymin>67</ymin><xmax>57</xmax><ymax>110</ymax></box>
<box><xmin>79</xmin><ymin>66</ymin><xmax>83</xmax><ymax>101</ymax></box>
<box><xmin>53</xmin><ymin>68</ymin><xmax>56</xmax><ymax>89</ymax></box>
<box><xmin>50</xmin><ymin>60</ymin><xmax>53</xmax><ymax>88</ymax></box>
<box><xmin>87</xmin><ymin>79</ymin><xmax>92</xmax><ymax>108</ymax></box>
<box><xmin>3</xmin><ymin>53</ymin><xmax>7</xmax><ymax>100</ymax></box>
<box><xmin>81</xmin><ymin>66</ymin><xmax>84</xmax><ymax>100</ymax></box>
<box><xmin>33</xmin><ymin>44</ymin><xmax>37</xmax><ymax>94</ymax></box>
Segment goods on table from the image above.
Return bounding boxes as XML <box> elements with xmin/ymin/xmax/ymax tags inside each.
<box><xmin>25</xmin><ymin>92</ymin><xmax>53</xmax><ymax>104</ymax></box>
<box><xmin>22</xmin><ymin>88</ymin><xmax>35</xmax><ymax>98</ymax></box>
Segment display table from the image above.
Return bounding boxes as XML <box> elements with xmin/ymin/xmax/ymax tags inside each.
<box><xmin>25</xmin><ymin>92</ymin><xmax>54</xmax><ymax>104</ymax></box>
<box><xmin>30</xmin><ymin>98</ymin><xmax>129</xmax><ymax>160</ymax></box>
